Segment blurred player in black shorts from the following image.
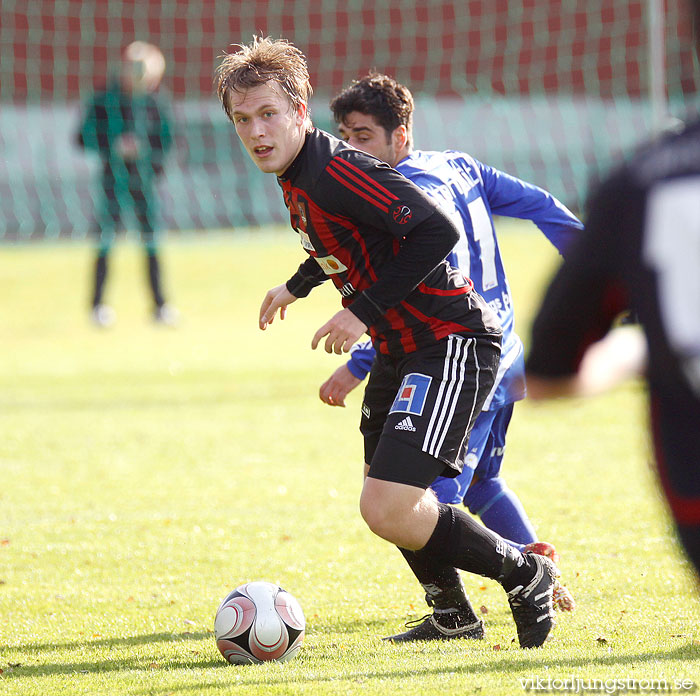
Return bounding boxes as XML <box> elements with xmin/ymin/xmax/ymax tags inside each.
<box><xmin>216</xmin><ymin>36</ymin><xmax>560</xmax><ymax>647</ymax></box>
<box><xmin>526</xmin><ymin>0</ymin><xmax>700</xmax><ymax>581</ymax></box>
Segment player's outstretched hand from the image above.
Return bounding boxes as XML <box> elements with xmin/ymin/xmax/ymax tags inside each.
<box><xmin>312</xmin><ymin>309</ymin><xmax>367</xmax><ymax>355</ymax></box>
<box><xmin>319</xmin><ymin>364</ymin><xmax>362</xmax><ymax>407</ymax></box>
<box><xmin>527</xmin><ymin>325</ymin><xmax>647</xmax><ymax>399</ymax></box>
<box><xmin>259</xmin><ymin>284</ymin><xmax>298</xmax><ymax>330</ymax></box>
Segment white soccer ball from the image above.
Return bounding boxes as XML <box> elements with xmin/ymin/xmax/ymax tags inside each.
<box><xmin>214</xmin><ymin>581</ymin><xmax>305</xmax><ymax>664</ymax></box>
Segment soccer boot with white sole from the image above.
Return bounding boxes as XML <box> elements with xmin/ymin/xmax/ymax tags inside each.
<box><xmin>91</xmin><ymin>303</ymin><xmax>116</xmax><ymax>328</ymax></box>
<box><xmin>153</xmin><ymin>303</ymin><xmax>180</xmax><ymax>326</ymax></box>
<box><xmin>507</xmin><ymin>552</ymin><xmax>558</xmax><ymax>648</ymax></box>
<box><xmin>524</xmin><ymin>541</ymin><xmax>576</xmax><ymax>612</ymax></box>
<box><xmin>384</xmin><ymin>611</ymin><xmax>485</xmax><ymax>642</ymax></box>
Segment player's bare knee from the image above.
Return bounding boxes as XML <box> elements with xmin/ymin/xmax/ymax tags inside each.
<box><xmin>359</xmin><ymin>485</ymin><xmax>402</xmax><ymax>540</ymax></box>
<box><xmin>358</xmin><ymin>489</ymin><xmax>391</xmax><ymax>538</ymax></box>
<box><xmin>361</xmin><ymin>509</ymin><xmax>404</xmax><ymax>544</ymax></box>
<box><xmin>359</xmin><ymin>478</ymin><xmax>434</xmax><ymax>547</ymax></box>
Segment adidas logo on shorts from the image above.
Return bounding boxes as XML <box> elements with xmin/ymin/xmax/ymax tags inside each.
<box><xmin>395</xmin><ymin>416</ymin><xmax>417</xmax><ymax>432</ymax></box>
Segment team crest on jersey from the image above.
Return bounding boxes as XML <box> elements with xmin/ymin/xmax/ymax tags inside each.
<box><xmin>389</xmin><ymin>373</ymin><xmax>432</xmax><ymax>416</ymax></box>
<box><xmin>391</xmin><ymin>202</ymin><xmax>413</xmax><ymax>225</ymax></box>
<box><xmin>315</xmin><ymin>255</ymin><xmax>348</xmax><ymax>275</ymax></box>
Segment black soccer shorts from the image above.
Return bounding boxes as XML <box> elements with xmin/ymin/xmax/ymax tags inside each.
<box><xmin>360</xmin><ymin>332</ymin><xmax>501</xmax><ymax>489</ymax></box>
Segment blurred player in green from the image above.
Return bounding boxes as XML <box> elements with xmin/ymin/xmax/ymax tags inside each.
<box><xmin>78</xmin><ymin>41</ymin><xmax>177</xmax><ymax>327</ymax></box>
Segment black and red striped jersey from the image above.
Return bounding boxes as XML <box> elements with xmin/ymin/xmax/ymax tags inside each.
<box><xmin>279</xmin><ymin>128</ymin><xmax>501</xmax><ymax>356</ymax></box>
<box><xmin>526</xmin><ymin>117</ymin><xmax>700</xmax><ymax>400</ymax></box>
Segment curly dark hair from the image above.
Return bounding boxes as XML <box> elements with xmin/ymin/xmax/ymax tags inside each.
<box><xmin>330</xmin><ymin>73</ymin><xmax>414</xmax><ymax>147</ymax></box>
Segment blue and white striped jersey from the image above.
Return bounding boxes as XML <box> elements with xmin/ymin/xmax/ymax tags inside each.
<box><xmin>347</xmin><ymin>149</ymin><xmax>583</xmax><ymax>408</ymax></box>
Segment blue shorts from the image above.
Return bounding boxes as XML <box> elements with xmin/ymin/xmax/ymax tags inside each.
<box><xmin>430</xmin><ymin>402</ymin><xmax>514</xmax><ymax>504</ymax></box>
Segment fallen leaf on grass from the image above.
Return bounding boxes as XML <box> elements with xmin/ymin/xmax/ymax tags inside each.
<box><xmin>479</xmin><ymin>605</ymin><xmax>488</xmax><ymax>614</ymax></box>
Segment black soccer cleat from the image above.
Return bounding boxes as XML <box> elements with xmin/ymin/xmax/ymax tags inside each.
<box><xmin>507</xmin><ymin>552</ymin><xmax>558</xmax><ymax>648</ymax></box>
<box><xmin>383</xmin><ymin>612</ymin><xmax>485</xmax><ymax>642</ymax></box>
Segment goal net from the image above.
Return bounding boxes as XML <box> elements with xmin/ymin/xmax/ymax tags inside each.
<box><xmin>1</xmin><ymin>0</ymin><xmax>697</xmax><ymax>239</ymax></box>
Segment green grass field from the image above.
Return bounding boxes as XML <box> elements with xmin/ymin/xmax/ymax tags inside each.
<box><xmin>2</xmin><ymin>223</ymin><xmax>699</xmax><ymax>696</ymax></box>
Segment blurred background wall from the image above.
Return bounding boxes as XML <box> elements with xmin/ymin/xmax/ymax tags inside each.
<box><xmin>1</xmin><ymin>0</ymin><xmax>698</xmax><ymax>240</ymax></box>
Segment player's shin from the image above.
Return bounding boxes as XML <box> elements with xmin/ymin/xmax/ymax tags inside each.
<box><xmin>385</xmin><ymin>547</ymin><xmax>485</xmax><ymax>641</ymax></box>
<box><xmin>420</xmin><ymin>502</ymin><xmax>558</xmax><ymax>648</ymax></box>
<box><xmin>398</xmin><ymin>547</ymin><xmax>478</xmax><ymax>619</ymax></box>
<box><xmin>421</xmin><ymin>502</ymin><xmax>533</xmax><ymax>589</ymax></box>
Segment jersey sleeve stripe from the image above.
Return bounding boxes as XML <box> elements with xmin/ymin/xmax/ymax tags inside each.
<box><xmin>417</xmin><ymin>282</ymin><xmax>470</xmax><ymax>297</ymax></box>
<box><xmin>334</xmin><ymin>158</ymin><xmax>399</xmax><ymax>201</ymax></box>
<box><xmin>333</xmin><ymin>165</ymin><xmax>394</xmax><ymax>206</ymax></box>
<box><xmin>329</xmin><ymin>157</ymin><xmax>399</xmax><ymax>204</ymax></box>
<box><xmin>327</xmin><ymin>166</ymin><xmax>390</xmax><ymax>213</ymax></box>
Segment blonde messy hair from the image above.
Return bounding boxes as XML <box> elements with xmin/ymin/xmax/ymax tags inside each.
<box><xmin>216</xmin><ymin>36</ymin><xmax>313</xmax><ymax>123</ymax></box>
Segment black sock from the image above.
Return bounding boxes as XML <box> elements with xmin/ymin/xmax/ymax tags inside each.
<box><xmin>92</xmin><ymin>254</ymin><xmax>108</xmax><ymax>307</ymax></box>
<box><xmin>147</xmin><ymin>252</ymin><xmax>165</xmax><ymax>308</ymax></box>
<box><xmin>421</xmin><ymin>503</ymin><xmax>534</xmax><ymax>592</ymax></box>
<box><xmin>398</xmin><ymin>547</ymin><xmax>478</xmax><ymax>619</ymax></box>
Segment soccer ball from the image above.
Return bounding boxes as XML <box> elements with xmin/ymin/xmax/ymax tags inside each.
<box><xmin>214</xmin><ymin>581</ymin><xmax>305</xmax><ymax>664</ymax></box>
